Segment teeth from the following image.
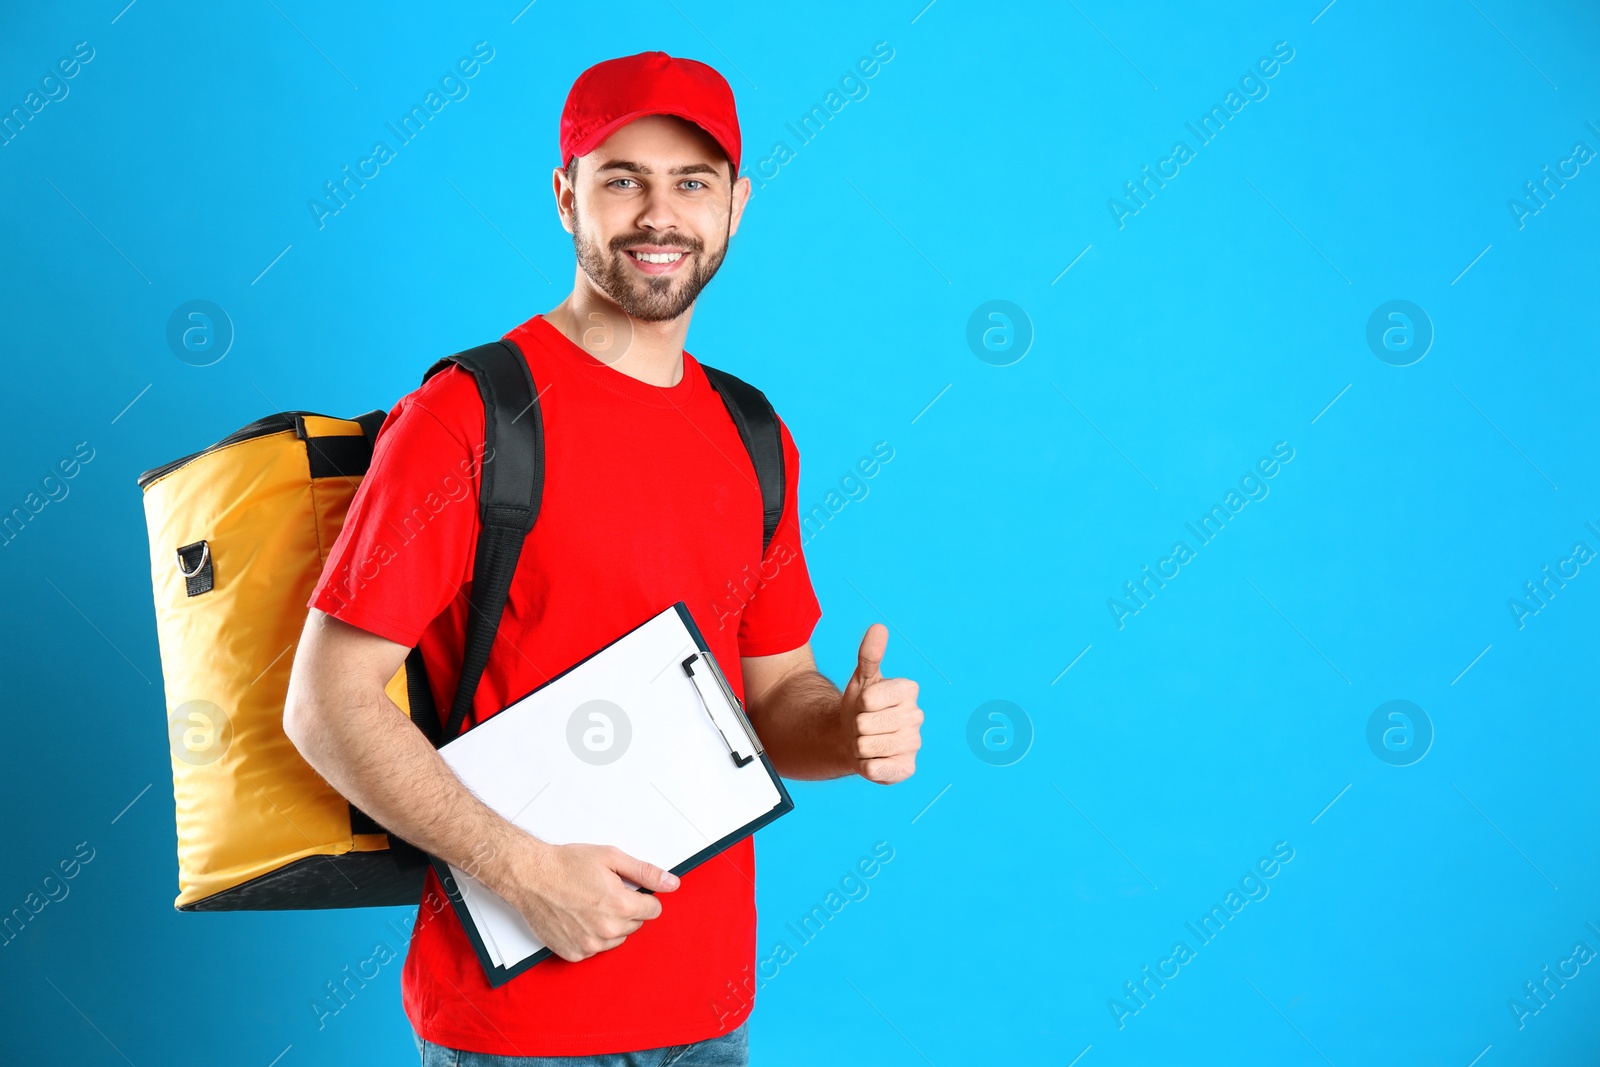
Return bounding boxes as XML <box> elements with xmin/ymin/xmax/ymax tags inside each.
<box><xmin>632</xmin><ymin>251</ymin><xmax>683</xmax><ymax>264</ymax></box>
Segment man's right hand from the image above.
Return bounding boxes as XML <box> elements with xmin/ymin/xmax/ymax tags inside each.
<box><xmin>493</xmin><ymin>839</ymin><xmax>680</xmax><ymax>963</ymax></box>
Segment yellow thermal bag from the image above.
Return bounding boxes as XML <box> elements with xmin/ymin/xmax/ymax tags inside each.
<box><xmin>136</xmin><ymin>341</ymin><xmax>545</xmax><ymax>910</ymax></box>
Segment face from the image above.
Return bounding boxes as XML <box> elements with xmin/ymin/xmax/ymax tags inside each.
<box><xmin>557</xmin><ymin>115</ymin><xmax>749</xmax><ymax>323</ymax></box>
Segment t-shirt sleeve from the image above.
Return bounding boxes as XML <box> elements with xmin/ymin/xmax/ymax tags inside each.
<box><xmin>736</xmin><ymin>417</ymin><xmax>823</xmax><ymax>658</ymax></box>
<box><xmin>307</xmin><ymin>368</ymin><xmax>484</xmax><ymax>648</ymax></box>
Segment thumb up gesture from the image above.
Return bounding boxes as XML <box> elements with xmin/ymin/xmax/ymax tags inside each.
<box><xmin>840</xmin><ymin>624</ymin><xmax>923</xmax><ymax>785</ymax></box>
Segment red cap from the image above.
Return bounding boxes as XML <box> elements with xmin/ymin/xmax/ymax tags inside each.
<box><xmin>560</xmin><ymin>51</ymin><xmax>741</xmax><ymax>172</ymax></box>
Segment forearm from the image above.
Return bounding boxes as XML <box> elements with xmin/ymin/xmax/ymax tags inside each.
<box><xmin>284</xmin><ymin>674</ymin><xmax>535</xmax><ymax>896</ymax></box>
<box><xmin>746</xmin><ymin>668</ymin><xmax>854</xmax><ymax>780</ymax></box>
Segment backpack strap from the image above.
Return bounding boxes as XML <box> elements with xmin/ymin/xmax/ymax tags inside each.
<box><xmin>421</xmin><ymin>338</ymin><xmax>543</xmax><ymax>742</ymax></box>
<box><xmin>701</xmin><ymin>365</ymin><xmax>785</xmax><ymax>554</ymax></box>
<box><xmin>354</xmin><ymin>408</ymin><xmax>388</xmax><ymax>444</ymax></box>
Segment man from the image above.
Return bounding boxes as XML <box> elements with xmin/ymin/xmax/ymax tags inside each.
<box><xmin>283</xmin><ymin>52</ymin><xmax>924</xmax><ymax>1065</ymax></box>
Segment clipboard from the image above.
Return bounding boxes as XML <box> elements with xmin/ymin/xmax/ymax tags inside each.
<box><xmin>426</xmin><ymin>602</ymin><xmax>794</xmax><ymax>987</ymax></box>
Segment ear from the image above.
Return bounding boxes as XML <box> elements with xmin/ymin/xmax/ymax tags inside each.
<box><xmin>553</xmin><ymin>163</ymin><xmax>576</xmax><ymax>235</ymax></box>
<box><xmin>726</xmin><ymin>174</ymin><xmax>752</xmax><ymax>239</ymax></box>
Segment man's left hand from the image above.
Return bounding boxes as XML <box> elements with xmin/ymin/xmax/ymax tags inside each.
<box><xmin>839</xmin><ymin>623</ymin><xmax>922</xmax><ymax>784</ymax></box>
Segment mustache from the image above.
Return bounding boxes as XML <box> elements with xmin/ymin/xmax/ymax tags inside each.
<box><xmin>607</xmin><ymin>232</ymin><xmax>703</xmax><ymax>255</ymax></box>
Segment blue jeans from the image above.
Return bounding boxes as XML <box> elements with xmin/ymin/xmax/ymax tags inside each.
<box><xmin>415</xmin><ymin>1023</ymin><xmax>748</xmax><ymax>1067</ymax></box>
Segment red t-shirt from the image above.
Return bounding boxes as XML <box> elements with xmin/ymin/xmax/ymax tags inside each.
<box><xmin>307</xmin><ymin>314</ymin><xmax>821</xmax><ymax>1055</ymax></box>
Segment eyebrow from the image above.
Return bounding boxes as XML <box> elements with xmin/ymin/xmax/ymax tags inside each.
<box><xmin>594</xmin><ymin>160</ymin><xmax>723</xmax><ymax>178</ymax></box>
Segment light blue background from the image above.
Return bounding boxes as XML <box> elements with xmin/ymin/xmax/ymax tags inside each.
<box><xmin>3</xmin><ymin>1</ymin><xmax>1598</xmax><ymax>1063</ymax></box>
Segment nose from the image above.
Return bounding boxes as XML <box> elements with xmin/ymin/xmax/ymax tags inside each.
<box><xmin>633</xmin><ymin>183</ymin><xmax>681</xmax><ymax>235</ymax></box>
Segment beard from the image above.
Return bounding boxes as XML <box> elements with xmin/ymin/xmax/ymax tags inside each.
<box><xmin>571</xmin><ymin>206</ymin><xmax>731</xmax><ymax>323</ymax></box>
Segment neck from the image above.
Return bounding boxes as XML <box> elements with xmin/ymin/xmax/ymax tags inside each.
<box><xmin>545</xmin><ymin>271</ymin><xmax>694</xmax><ymax>387</ymax></box>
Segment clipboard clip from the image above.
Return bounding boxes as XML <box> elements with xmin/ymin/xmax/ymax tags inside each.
<box><xmin>682</xmin><ymin>653</ymin><xmax>759</xmax><ymax>768</ymax></box>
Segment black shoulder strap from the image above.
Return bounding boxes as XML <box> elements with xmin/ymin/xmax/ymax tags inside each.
<box><xmin>354</xmin><ymin>408</ymin><xmax>388</xmax><ymax>444</ymax></box>
<box><xmin>701</xmin><ymin>364</ymin><xmax>785</xmax><ymax>554</ymax></box>
<box><xmin>419</xmin><ymin>338</ymin><xmax>543</xmax><ymax>742</ymax></box>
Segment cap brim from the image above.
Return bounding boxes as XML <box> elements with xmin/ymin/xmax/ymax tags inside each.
<box><xmin>566</xmin><ymin>108</ymin><xmax>738</xmax><ymax>171</ymax></box>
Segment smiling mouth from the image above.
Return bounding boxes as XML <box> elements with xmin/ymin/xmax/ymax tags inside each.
<box><xmin>625</xmin><ymin>250</ymin><xmax>686</xmax><ymax>264</ymax></box>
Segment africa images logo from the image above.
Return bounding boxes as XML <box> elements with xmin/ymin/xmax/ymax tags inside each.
<box><xmin>1106</xmin><ymin>41</ymin><xmax>1296</xmax><ymax>230</ymax></box>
